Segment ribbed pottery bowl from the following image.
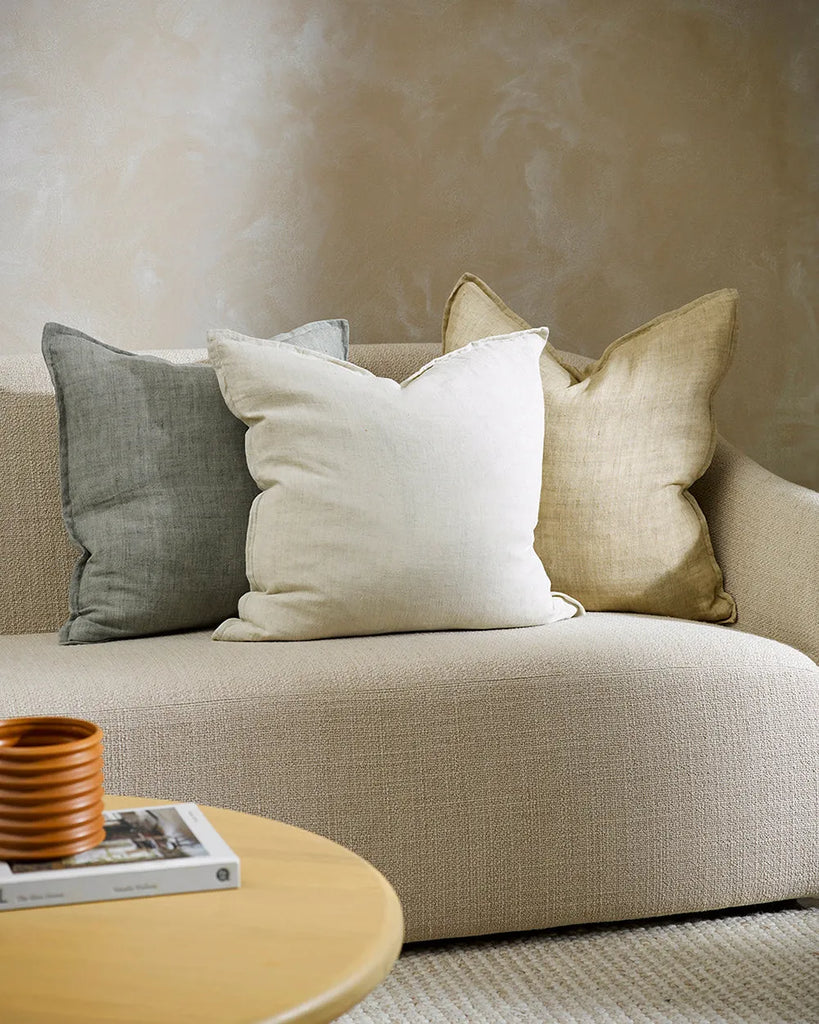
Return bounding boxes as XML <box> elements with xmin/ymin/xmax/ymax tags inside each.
<box><xmin>0</xmin><ymin>717</ymin><xmax>105</xmax><ymax>860</ymax></box>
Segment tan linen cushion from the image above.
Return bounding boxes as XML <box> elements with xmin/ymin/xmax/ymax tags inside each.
<box><xmin>1</xmin><ymin>616</ymin><xmax>816</xmax><ymax>941</ymax></box>
<box><xmin>443</xmin><ymin>274</ymin><xmax>737</xmax><ymax>623</ymax></box>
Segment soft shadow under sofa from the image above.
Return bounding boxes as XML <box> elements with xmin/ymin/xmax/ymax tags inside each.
<box><xmin>1</xmin><ymin>341</ymin><xmax>817</xmax><ymax>943</ymax></box>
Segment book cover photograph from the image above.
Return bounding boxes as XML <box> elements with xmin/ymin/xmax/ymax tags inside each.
<box><xmin>0</xmin><ymin>803</ymin><xmax>240</xmax><ymax>911</ymax></box>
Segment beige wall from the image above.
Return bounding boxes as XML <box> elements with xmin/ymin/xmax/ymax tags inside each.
<box><xmin>1</xmin><ymin>0</ymin><xmax>816</xmax><ymax>487</ymax></box>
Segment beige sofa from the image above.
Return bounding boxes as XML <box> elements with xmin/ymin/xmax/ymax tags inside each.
<box><xmin>1</xmin><ymin>342</ymin><xmax>817</xmax><ymax>943</ymax></box>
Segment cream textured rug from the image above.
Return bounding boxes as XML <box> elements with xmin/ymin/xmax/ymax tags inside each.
<box><xmin>340</xmin><ymin>904</ymin><xmax>818</xmax><ymax>1024</ymax></box>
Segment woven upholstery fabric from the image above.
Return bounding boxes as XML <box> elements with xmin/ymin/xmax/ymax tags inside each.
<box><xmin>42</xmin><ymin>321</ymin><xmax>348</xmax><ymax>643</ymax></box>
<box><xmin>208</xmin><ymin>329</ymin><xmax>581</xmax><ymax>640</ymax></box>
<box><xmin>2</xmin><ymin>614</ymin><xmax>816</xmax><ymax>942</ymax></box>
<box><xmin>349</xmin><ymin>342</ymin><xmax>441</xmax><ymax>385</ymax></box>
<box><xmin>444</xmin><ymin>275</ymin><xmax>737</xmax><ymax>623</ymax></box>
<box><xmin>692</xmin><ymin>439</ymin><xmax>819</xmax><ymax>664</ymax></box>
<box><xmin>341</xmin><ymin>905</ymin><xmax>819</xmax><ymax>1023</ymax></box>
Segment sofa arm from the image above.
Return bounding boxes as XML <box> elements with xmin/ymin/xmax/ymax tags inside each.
<box><xmin>691</xmin><ymin>437</ymin><xmax>819</xmax><ymax>662</ymax></box>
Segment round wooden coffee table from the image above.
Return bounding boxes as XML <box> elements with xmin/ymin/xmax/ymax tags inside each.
<box><xmin>0</xmin><ymin>796</ymin><xmax>404</xmax><ymax>1023</ymax></box>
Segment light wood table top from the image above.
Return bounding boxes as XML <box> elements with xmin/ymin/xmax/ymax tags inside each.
<box><xmin>0</xmin><ymin>795</ymin><xmax>404</xmax><ymax>1024</ymax></box>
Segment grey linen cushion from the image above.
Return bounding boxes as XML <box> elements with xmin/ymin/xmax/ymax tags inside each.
<box><xmin>42</xmin><ymin>320</ymin><xmax>349</xmax><ymax>644</ymax></box>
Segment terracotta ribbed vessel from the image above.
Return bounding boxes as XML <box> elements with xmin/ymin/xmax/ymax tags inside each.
<box><xmin>0</xmin><ymin>717</ymin><xmax>105</xmax><ymax>860</ymax></box>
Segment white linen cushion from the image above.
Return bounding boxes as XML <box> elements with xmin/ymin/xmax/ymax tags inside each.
<box><xmin>206</xmin><ymin>328</ymin><xmax>582</xmax><ymax>641</ymax></box>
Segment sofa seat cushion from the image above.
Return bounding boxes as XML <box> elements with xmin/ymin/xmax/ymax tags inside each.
<box><xmin>0</xmin><ymin>615</ymin><xmax>816</xmax><ymax>942</ymax></box>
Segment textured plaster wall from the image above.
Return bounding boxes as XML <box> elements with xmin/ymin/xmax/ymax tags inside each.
<box><xmin>1</xmin><ymin>0</ymin><xmax>817</xmax><ymax>487</ymax></box>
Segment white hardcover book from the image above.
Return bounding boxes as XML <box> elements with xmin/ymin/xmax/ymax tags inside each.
<box><xmin>0</xmin><ymin>803</ymin><xmax>240</xmax><ymax>911</ymax></box>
